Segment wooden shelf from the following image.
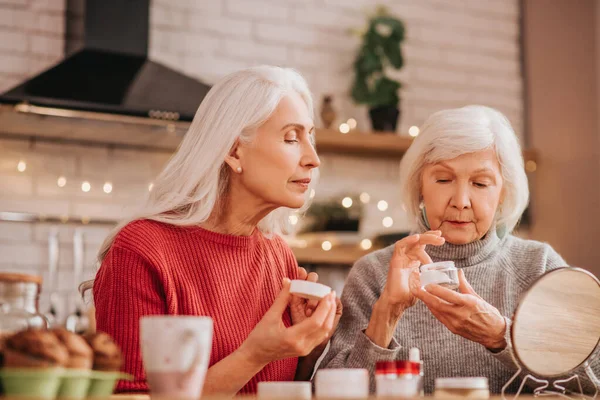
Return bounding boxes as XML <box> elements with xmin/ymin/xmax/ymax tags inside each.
<box><xmin>316</xmin><ymin>128</ymin><xmax>537</xmax><ymax>162</ymax></box>
<box><xmin>315</xmin><ymin>128</ymin><xmax>413</xmax><ymax>158</ymax></box>
<box><xmin>291</xmin><ymin>245</ymin><xmax>378</xmax><ymax>266</ymax></box>
<box><xmin>0</xmin><ymin>106</ymin><xmax>537</xmax><ymax>162</ymax></box>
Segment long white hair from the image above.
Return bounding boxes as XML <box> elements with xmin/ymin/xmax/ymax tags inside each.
<box><xmin>399</xmin><ymin>105</ymin><xmax>529</xmax><ymax>234</ymax></box>
<box><xmin>94</xmin><ymin>66</ymin><xmax>317</xmax><ymax>268</ymax></box>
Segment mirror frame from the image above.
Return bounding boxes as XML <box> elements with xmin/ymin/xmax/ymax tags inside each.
<box><xmin>510</xmin><ymin>267</ymin><xmax>600</xmax><ymax>377</ymax></box>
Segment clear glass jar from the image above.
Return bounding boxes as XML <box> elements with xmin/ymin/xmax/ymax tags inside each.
<box><xmin>419</xmin><ymin>261</ymin><xmax>459</xmax><ymax>290</ymax></box>
<box><xmin>0</xmin><ymin>273</ymin><xmax>47</xmax><ymax>341</ymax></box>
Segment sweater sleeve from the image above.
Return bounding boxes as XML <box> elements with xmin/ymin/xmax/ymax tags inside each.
<box><xmin>319</xmin><ymin>252</ymin><xmax>402</xmax><ymax>392</ymax></box>
<box><xmin>94</xmin><ymin>245</ymin><xmax>168</xmax><ymax>393</ymax></box>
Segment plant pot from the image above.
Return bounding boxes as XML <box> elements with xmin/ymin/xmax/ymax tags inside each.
<box><xmin>369</xmin><ymin>105</ymin><xmax>400</xmax><ymax>132</ymax></box>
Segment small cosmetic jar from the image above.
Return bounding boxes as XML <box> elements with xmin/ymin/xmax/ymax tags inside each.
<box><xmin>315</xmin><ymin>369</ymin><xmax>369</xmax><ymax>399</ymax></box>
<box><xmin>257</xmin><ymin>381</ymin><xmax>311</xmax><ymax>399</ymax></box>
<box><xmin>419</xmin><ymin>261</ymin><xmax>459</xmax><ymax>290</ymax></box>
<box><xmin>434</xmin><ymin>377</ymin><xmax>490</xmax><ymax>400</ymax></box>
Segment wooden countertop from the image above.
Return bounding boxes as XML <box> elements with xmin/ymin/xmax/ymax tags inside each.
<box><xmin>110</xmin><ymin>395</ymin><xmax>551</xmax><ymax>400</ymax></box>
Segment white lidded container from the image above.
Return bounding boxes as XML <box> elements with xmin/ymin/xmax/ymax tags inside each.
<box><xmin>289</xmin><ymin>280</ymin><xmax>331</xmax><ymax>301</ymax></box>
<box><xmin>419</xmin><ymin>261</ymin><xmax>459</xmax><ymax>290</ymax></box>
<box><xmin>434</xmin><ymin>377</ymin><xmax>490</xmax><ymax>400</ymax></box>
<box><xmin>315</xmin><ymin>369</ymin><xmax>369</xmax><ymax>399</ymax></box>
<box><xmin>257</xmin><ymin>381</ymin><xmax>311</xmax><ymax>399</ymax></box>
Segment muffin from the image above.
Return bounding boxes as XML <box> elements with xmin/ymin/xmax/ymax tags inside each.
<box><xmin>51</xmin><ymin>329</ymin><xmax>93</xmax><ymax>370</ymax></box>
<box><xmin>83</xmin><ymin>332</ymin><xmax>122</xmax><ymax>371</ymax></box>
<box><xmin>3</xmin><ymin>328</ymin><xmax>69</xmax><ymax>368</ymax></box>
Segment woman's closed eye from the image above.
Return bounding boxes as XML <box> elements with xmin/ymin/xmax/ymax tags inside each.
<box><xmin>436</xmin><ymin>179</ymin><xmax>451</xmax><ymax>184</ymax></box>
<box><xmin>284</xmin><ymin>129</ymin><xmax>300</xmax><ymax>143</ymax></box>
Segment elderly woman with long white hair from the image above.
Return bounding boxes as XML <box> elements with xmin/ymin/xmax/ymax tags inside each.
<box><xmin>320</xmin><ymin>105</ymin><xmax>580</xmax><ymax>393</ymax></box>
<box><xmin>88</xmin><ymin>66</ymin><xmax>342</xmax><ymax>396</ymax></box>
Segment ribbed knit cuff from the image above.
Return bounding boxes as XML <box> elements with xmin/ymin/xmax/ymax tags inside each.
<box><xmin>347</xmin><ymin>329</ymin><xmax>402</xmax><ymax>367</ymax></box>
<box><xmin>489</xmin><ymin>317</ymin><xmax>519</xmax><ymax>369</ymax></box>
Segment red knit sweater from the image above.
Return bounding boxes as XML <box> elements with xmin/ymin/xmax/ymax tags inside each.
<box><xmin>93</xmin><ymin>219</ymin><xmax>300</xmax><ymax>394</ymax></box>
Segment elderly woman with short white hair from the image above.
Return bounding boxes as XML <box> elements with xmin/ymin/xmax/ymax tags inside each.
<box><xmin>320</xmin><ymin>105</ymin><xmax>570</xmax><ymax>393</ymax></box>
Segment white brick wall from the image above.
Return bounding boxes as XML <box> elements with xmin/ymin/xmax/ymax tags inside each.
<box><xmin>0</xmin><ymin>0</ymin><xmax>65</xmax><ymax>92</ymax></box>
<box><xmin>0</xmin><ymin>0</ymin><xmax>523</xmax><ymax>313</ymax></box>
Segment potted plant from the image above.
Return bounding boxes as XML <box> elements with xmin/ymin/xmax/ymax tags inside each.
<box><xmin>351</xmin><ymin>6</ymin><xmax>406</xmax><ymax>132</ymax></box>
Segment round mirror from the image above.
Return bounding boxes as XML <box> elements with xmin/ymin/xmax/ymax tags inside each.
<box><xmin>512</xmin><ymin>267</ymin><xmax>600</xmax><ymax>377</ymax></box>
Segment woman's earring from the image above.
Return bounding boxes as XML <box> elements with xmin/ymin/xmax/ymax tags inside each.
<box><xmin>419</xmin><ymin>202</ymin><xmax>431</xmax><ymax>230</ymax></box>
<box><xmin>236</xmin><ymin>167</ymin><xmax>242</xmax><ymax>173</ymax></box>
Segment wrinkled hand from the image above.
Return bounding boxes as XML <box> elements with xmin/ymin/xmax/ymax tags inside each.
<box><xmin>240</xmin><ymin>278</ymin><xmax>338</xmax><ymax>365</ymax></box>
<box><xmin>411</xmin><ymin>269</ymin><xmax>507</xmax><ymax>351</ymax></box>
<box><xmin>381</xmin><ymin>231</ymin><xmax>445</xmax><ymax>314</ymax></box>
<box><xmin>290</xmin><ymin>268</ymin><xmax>343</xmax><ymax>356</ymax></box>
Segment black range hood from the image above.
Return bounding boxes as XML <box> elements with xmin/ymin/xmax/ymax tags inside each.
<box><xmin>0</xmin><ymin>0</ymin><xmax>210</xmax><ymax>126</ymax></box>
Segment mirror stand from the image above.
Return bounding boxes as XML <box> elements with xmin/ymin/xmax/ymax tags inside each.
<box><xmin>502</xmin><ymin>365</ymin><xmax>598</xmax><ymax>400</ymax></box>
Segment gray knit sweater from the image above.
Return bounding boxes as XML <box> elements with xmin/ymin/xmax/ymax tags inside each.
<box><xmin>320</xmin><ymin>229</ymin><xmax>600</xmax><ymax>394</ymax></box>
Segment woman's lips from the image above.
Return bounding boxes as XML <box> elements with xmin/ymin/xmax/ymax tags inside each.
<box><xmin>291</xmin><ymin>179</ymin><xmax>310</xmax><ymax>189</ymax></box>
<box><xmin>447</xmin><ymin>220</ymin><xmax>471</xmax><ymax>227</ymax></box>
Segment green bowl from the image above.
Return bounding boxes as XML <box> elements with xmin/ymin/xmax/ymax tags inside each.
<box><xmin>58</xmin><ymin>369</ymin><xmax>92</xmax><ymax>400</ymax></box>
<box><xmin>0</xmin><ymin>367</ymin><xmax>64</xmax><ymax>399</ymax></box>
<box><xmin>86</xmin><ymin>370</ymin><xmax>132</xmax><ymax>399</ymax></box>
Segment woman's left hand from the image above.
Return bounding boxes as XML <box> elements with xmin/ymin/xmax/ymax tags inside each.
<box><xmin>290</xmin><ymin>268</ymin><xmax>343</xmax><ymax>353</ymax></box>
<box><xmin>411</xmin><ymin>269</ymin><xmax>507</xmax><ymax>351</ymax></box>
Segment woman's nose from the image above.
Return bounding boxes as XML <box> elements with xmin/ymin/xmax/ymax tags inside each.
<box><xmin>302</xmin><ymin>142</ymin><xmax>321</xmax><ymax>169</ymax></box>
<box><xmin>451</xmin><ymin>185</ymin><xmax>471</xmax><ymax>209</ymax></box>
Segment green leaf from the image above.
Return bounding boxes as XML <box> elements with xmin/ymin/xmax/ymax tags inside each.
<box><xmin>370</xmin><ymin>77</ymin><xmax>400</xmax><ymax>108</ymax></box>
<box><xmin>354</xmin><ymin>49</ymin><xmax>382</xmax><ymax>75</ymax></box>
<box><xmin>351</xmin><ymin>8</ymin><xmax>405</xmax><ymax>107</ymax></box>
<box><xmin>351</xmin><ymin>77</ymin><xmax>371</xmax><ymax>104</ymax></box>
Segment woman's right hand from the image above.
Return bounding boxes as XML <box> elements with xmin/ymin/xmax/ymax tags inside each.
<box><xmin>238</xmin><ymin>278</ymin><xmax>337</xmax><ymax>366</ymax></box>
<box><xmin>380</xmin><ymin>231</ymin><xmax>445</xmax><ymax>313</ymax></box>
<box><xmin>365</xmin><ymin>231</ymin><xmax>445</xmax><ymax>348</ymax></box>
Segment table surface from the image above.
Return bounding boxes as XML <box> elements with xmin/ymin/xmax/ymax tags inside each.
<box><xmin>110</xmin><ymin>396</ymin><xmax>552</xmax><ymax>400</ymax></box>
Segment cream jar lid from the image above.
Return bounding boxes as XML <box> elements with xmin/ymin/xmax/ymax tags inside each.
<box><xmin>316</xmin><ymin>368</ymin><xmax>369</xmax><ymax>382</ymax></box>
<box><xmin>420</xmin><ymin>261</ymin><xmax>456</xmax><ymax>272</ymax></box>
<box><xmin>257</xmin><ymin>381</ymin><xmax>311</xmax><ymax>399</ymax></box>
<box><xmin>290</xmin><ymin>280</ymin><xmax>331</xmax><ymax>300</ymax></box>
<box><xmin>435</xmin><ymin>377</ymin><xmax>489</xmax><ymax>390</ymax></box>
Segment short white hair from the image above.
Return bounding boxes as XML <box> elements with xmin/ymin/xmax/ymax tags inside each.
<box><xmin>399</xmin><ymin>105</ymin><xmax>529</xmax><ymax>234</ymax></box>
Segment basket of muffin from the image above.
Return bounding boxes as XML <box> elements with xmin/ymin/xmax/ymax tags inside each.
<box><xmin>0</xmin><ymin>328</ymin><xmax>131</xmax><ymax>399</ymax></box>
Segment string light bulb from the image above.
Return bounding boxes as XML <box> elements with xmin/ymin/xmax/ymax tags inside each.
<box><xmin>377</xmin><ymin>200</ymin><xmax>389</xmax><ymax>211</ymax></box>
<box><xmin>81</xmin><ymin>181</ymin><xmax>91</xmax><ymax>193</ymax></box>
<box><xmin>347</xmin><ymin>118</ymin><xmax>357</xmax><ymax>129</ymax></box>
<box><xmin>382</xmin><ymin>216</ymin><xmax>394</xmax><ymax>228</ymax></box>
<box><xmin>360</xmin><ymin>192</ymin><xmax>370</xmax><ymax>204</ymax></box>
<box><xmin>339</xmin><ymin>123</ymin><xmax>350</xmax><ymax>134</ymax></box>
<box><xmin>409</xmin><ymin>126</ymin><xmax>420</xmax><ymax>137</ymax></box>
<box><xmin>103</xmin><ymin>182</ymin><xmax>113</xmax><ymax>194</ymax></box>
<box><xmin>17</xmin><ymin>160</ymin><xmax>26</xmax><ymax>172</ymax></box>
<box><xmin>57</xmin><ymin>176</ymin><xmax>67</xmax><ymax>187</ymax></box>
<box><xmin>360</xmin><ymin>239</ymin><xmax>372</xmax><ymax>250</ymax></box>
<box><xmin>342</xmin><ymin>197</ymin><xmax>353</xmax><ymax>208</ymax></box>
<box><xmin>289</xmin><ymin>215</ymin><xmax>299</xmax><ymax>225</ymax></box>
<box><xmin>321</xmin><ymin>241</ymin><xmax>332</xmax><ymax>251</ymax></box>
